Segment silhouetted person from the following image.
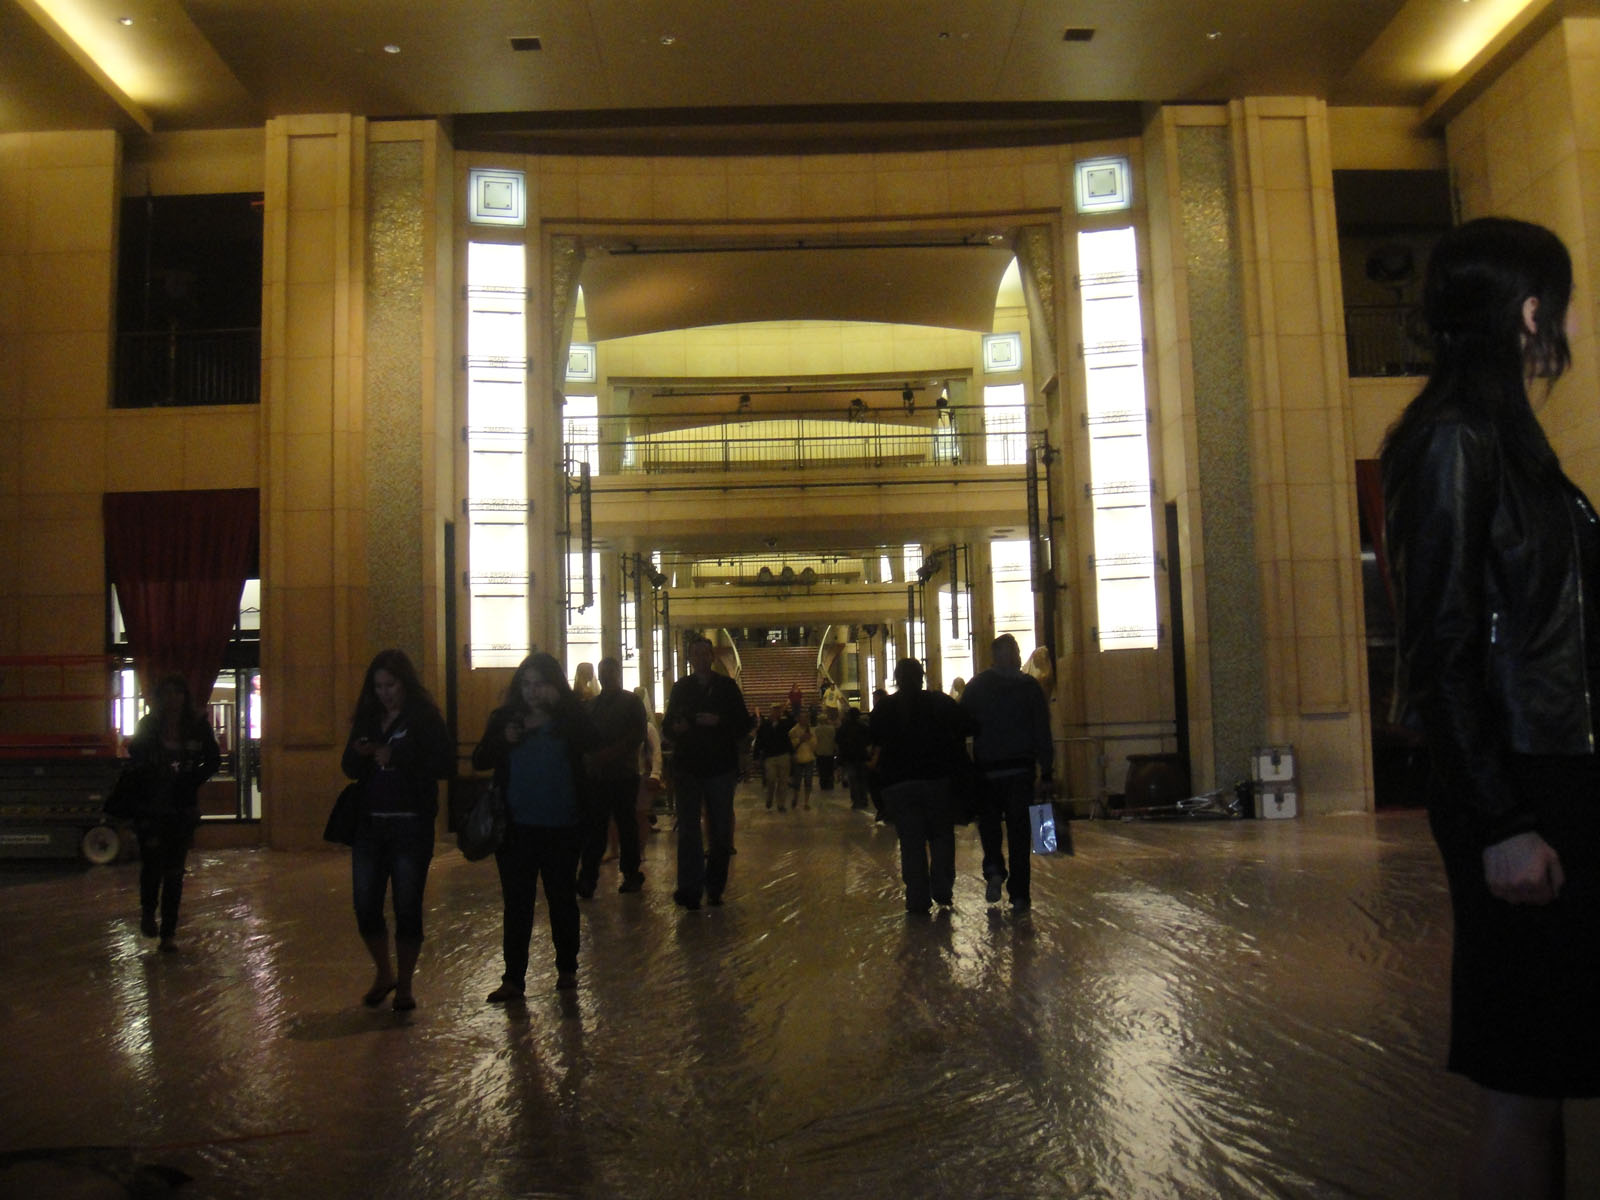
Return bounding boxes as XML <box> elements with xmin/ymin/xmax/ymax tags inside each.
<box><xmin>961</xmin><ymin>634</ymin><xmax>1054</xmax><ymax>910</ymax></box>
<box><xmin>341</xmin><ymin>649</ymin><xmax>452</xmax><ymax>1010</ymax></box>
<box><xmin>870</xmin><ymin>659</ymin><xmax>978</xmax><ymax>913</ymax></box>
<box><xmin>127</xmin><ymin>674</ymin><xmax>220</xmax><ymax>952</ymax></box>
<box><xmin>578</xmin><ymin>657</ymin><xmax>648</xmax><ymax>896</ymax></box>
<box><xmin>663</xmin><ymin>637</ymin><xmax>753</xmax><ymax>908</ymax></box>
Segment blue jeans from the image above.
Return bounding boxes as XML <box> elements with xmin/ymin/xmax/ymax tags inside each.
<box><xmin>351</xmin><ymin>814</ymin><xmax>434</xmax><ymax>942</ymax></box>
<box><xmin>675</xmin><ymin>769</ymin><xmax>736</xmax><ymax>902</ymax></box>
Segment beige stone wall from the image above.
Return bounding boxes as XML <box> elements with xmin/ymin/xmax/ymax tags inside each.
<box><xmin>1447</xmin><ymin>17</ymin><xmax>1600</xmax><ymax>491</ymax></box>
<box><xmin>1233</xmin><ymin>98</ymin><xmax>1374</xmax><ymax>813</ymax></box>
<box><xmin>0</xmin><ymin>130</ymin><xmax>259</xmax><ymax>736</ymax></box>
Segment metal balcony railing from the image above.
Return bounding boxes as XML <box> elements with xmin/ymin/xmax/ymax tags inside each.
<box><xmin>562</xmin><ymin>403</ymin><xmax>1037</xmax><ymax>477</ymax></box>
<box><xmin>115</xmin><ymin>327</ymin><xmax>262</xmax><ymax>408</ymax></box>
<box><xmin>1345</xmin><ymin>305</ymin><xmax>1430</xmax><ymax>378</ymax></box>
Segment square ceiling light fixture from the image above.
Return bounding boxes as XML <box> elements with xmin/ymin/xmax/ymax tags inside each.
<box><xmin>567</xmin><ymin>342</ymin><xmax>597</xmax><ymax>383</ymax></box>
<box><xmin>982</xmin><ymin>332</ymin><xmax>1023</xmax><ymax>374</ymax></box>
<box><xmin>469</xmin><ymin>168</ymin><xmax>526</xmax><ymax>227</ymax></box>
<box><xmin>1074</xmin><ymin>156</ymin><xmax>1132</xmax><ymax>214</ymax></box>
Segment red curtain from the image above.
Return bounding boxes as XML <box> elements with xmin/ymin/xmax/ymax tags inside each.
<box><xmin>103</xmin><ymin>489</ymin><xmax>259</xmax><ymax>707</ymax></box>
<box><xmin>1354</xmin><ymin>459</ymin><xmax>1393</xmax><ymax>616</ymax></box>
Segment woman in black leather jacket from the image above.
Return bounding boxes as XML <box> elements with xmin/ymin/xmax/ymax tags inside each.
<box><xmin>1382</xmin><ymin>217</ymin><xmax>1599</xmax><ymax>1197</ymax></box>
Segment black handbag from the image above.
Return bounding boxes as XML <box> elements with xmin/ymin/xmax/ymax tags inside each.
<box><xmin>103</xmin><ymin>763</ymin><xmax>148</xmax><ymax>820</ymax></box>
<box><xmin>457</xmin><ymin>781</ymin><xmax>506</xmax><ymax>861</ymax></box>
<box><xmin>323</xmin><ymin>781</ymin><xmax>362</xmax><ymax>846</ymax></box>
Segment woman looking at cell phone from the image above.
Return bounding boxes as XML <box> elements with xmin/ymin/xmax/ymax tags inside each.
<box><xmin>340</xmin><ymin>649</ymin><xmax>453</xmax><ymax>1012</ymax></box>
<box><xmin>472</xmin><ymin>652</ymin><xmax>593</xmax><ymax>1000</ymax></box>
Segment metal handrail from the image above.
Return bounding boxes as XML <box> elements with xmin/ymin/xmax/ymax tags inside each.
<box><xmin>562</xmin><ymin>403</ymin><xmax>1039</xmax><ymax>477</ymax></box>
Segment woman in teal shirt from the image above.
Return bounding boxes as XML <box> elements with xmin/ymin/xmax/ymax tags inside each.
<box><xmin>472</xmin><ymin>653</ymin><xmax>593</xmax><ymax>999</ymax></box>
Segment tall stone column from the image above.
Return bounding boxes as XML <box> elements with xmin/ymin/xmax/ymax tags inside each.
<box><xmin>1144</xmin><ymin>100</ymin><xmax>1372</xmax><ymax>811</ymax></box>
<box><xmin>261</xmin><ymin>116</ymin><xmax>454</xmax><ymax>847</ymax></box>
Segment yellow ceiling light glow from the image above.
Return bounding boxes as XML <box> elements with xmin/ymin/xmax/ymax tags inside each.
<box><xmin>25</xmin><ymin>0</ymin><xmax>171</xmax><ymax>112</ymax></box>
<box><xmin>1423</xmin><ymin>0</ymin><xmax>1532</xmax><ymax>75</ymax></box>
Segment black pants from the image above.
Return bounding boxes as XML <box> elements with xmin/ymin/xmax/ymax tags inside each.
<box><xmin>977</xmin><ymin>773</ymin><xmax>1035</xmax><ymax>904</ymax></box>
<box><xmin>817</xmin><ymin>755</ymin><xmax>836</xmax><ymax>789</ymax></box>
<box><xmin>138</xmin><ymin>820</ymin><xmax>191</xmax><ymax>938</ymax></box>
<box><xmin>495</xmin><ymin>823</ymin><xmax>582</xmax><ymax>985</ymax></box>
<box><xmin>578</xmin><ymin>775</ymin><xmax>643</xmax><ymax>890</ymax></box>
<box><xmin>885</xmin><ymin>779</ymin><xmax>955</xmax><ymax>911</ymax></box>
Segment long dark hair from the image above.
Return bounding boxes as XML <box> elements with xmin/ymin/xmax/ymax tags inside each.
<box><xmin>351</xmin><ymin>648</ymin><xmax>437</xmax><ymax>730</ymax></box>
<box><xmin>504</xmin><ymin>652</ymin><xmax>584</xmax><ymax>731</ymax></box>
<box><xmin>1382</xmin><ymin>217</ymin><xmax>1572</xmax><ymax>482</ymax></box>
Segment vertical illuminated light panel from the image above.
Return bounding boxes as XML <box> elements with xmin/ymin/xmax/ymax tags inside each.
<box><xmin>564</xmin><ymin>550</ymin><xmax>602</xmax><ymax>680</ymax></box>
<box><xmin>1078</xmin><ymin>227</ymin><xmax>1157</xmax><ymax>650</ymax></box>
<box><xmin>465</xmin><ymin>242</ymin><xmax>530</xmax><ymax>667</ymax></box>
<box><xmin>937</xmin><ymin>589</ymin><xmax>974</xmax><ymax>688</ymax></box>
<box><xmin>563</xmin><ymin>395</ymin><xmax>599</xmax><ymax>474</ymax></box>
<box><xmin>983</xmin><ymin>383</ymin><xmax>1027</xmax><ymax>465</ymax></box>
<box><xmin>991</xmin><ymin>538</ymin><xmax>1036</xmax><ymax>653</ymax></box>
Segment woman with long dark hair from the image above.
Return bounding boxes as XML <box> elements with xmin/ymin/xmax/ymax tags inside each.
<box><xmin>340</xmin><ymin>649</ymin><xmax>453</xmax><ymax>1012</ymax></box>
<box><xmin>1382</xmin><ymin>217</ymin><xmax>1600</xmax><ymax>1197</ymax></box>
<box><xmin>127</xmin><ymin>674</ymin><xmax>220</xmax><ymax>951</ymax></box>
<box><xmin>472</xmin><ymin>652</ymin><xmax>593</xmax><ymax>1000</ymax></box>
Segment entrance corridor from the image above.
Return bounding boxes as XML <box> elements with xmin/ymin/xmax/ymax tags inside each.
<box><xmin>4</xmin><ymin>789</ymin><xmax>1597</xmax><ymax>1198</ymax></box>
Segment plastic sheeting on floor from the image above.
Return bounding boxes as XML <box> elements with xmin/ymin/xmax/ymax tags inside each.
<box><xmin>3</xmin><ymin>789</ymin><xmax>1597</xmax><ymax>1199</ymax></box>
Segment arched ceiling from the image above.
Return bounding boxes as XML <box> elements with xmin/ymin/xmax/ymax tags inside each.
<box><xmin>579</xmin><ymin>240</ymin><xmax>1017</xmax><ymax>340</ymax></box>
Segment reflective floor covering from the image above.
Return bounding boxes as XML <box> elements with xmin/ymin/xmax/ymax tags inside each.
<box><xmin>3</xmin><ymin>786</ymin><xmax>1598</xmax><ymax>1199</ymax></box>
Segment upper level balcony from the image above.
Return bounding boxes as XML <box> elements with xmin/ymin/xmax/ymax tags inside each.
<box><xmin>561</xmin><ymin>402</ymin><xmax>1037</xmax><ymax>479</ymax></box>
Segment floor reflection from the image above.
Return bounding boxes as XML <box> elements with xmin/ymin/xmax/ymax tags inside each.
<box><xmin>3</xmin><ymin>788</ymin><xmax>1598</xmax><ymax>1198</ymax></box>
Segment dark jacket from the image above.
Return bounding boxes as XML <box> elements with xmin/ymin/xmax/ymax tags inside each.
<box><xmin>1384</xmin><ymin>408</ymin><xmax>1596</xmax><ymax>846</ymax></box>
<box><xmin>472</xmin><ymin>704</ymin><xmax>594</xmax><ymax>785</ymax></box>
<box><xmin>835</xmin><ymin>713</ymin><xmax>871</xmax><ymax>764</ymax></box>
<box><xmin>472</xmin><ymin>702</ymin><xmax>595</xmax><ymax>824</ymax></box>
<box><xmin>869</xmin><ymin>688</ymin><xmax>979</xmax><ymax>788</ymax></box>
<box><xmin>960</xmin><ymin>666</ymin><xmax>1053</xmax><ymax>779</ymax></box>
<box><xmin>584</xmin><ymin>687</ymin><xmax>647</xmax><ymax>781</ymax></box>
<box><xmin>127</xmin><ymin>711</ymin><xmax>221</xmax><ymax>827</ymax></box>
<box><xmin>663</xmin><ymin>671</ymin><xmax>753</xmax><ymax>777</ymax></box>
<box><xmin>341</xmin><ymin>701</ymin><xmax>454</xmax><ymax>819</ymax></box>
<box><xmin>753</xmin><ymin>714</ymin><xmax>794</xmax><ymax>758</ymax></box>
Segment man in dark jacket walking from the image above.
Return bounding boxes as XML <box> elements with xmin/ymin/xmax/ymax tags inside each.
<box><xmin>960</xmin><ymin>634</ymin><xmax>1054</xmax><ymax>910</ymax></box>
<box><xmin>664</xmin><ymin>636</ymin><xmax>754</xmax><ymax>909</ymax></box>
<box><xmin>870</xmin><ymin>658</ymin><xmax>979</xmax><ymax>914</ymax></box>
<box><xmin>579</xmin><ymin>657</ymin><xmax>649</xmax><ymax>896</ymax></box>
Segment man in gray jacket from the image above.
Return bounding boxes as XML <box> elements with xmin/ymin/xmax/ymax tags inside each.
<box><xmin>959</xmin><ymin>634</ymin><xmax>1054</xmax><ymax>910</ymax></box>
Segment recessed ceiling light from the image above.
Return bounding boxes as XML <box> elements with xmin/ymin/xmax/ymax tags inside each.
<box><xmin>118</xmin><ymin>16</ymin><xmax>134</xmax><ymax>25</ymax></box>
<box><xmin>659</xmin><ymin>34</ymin><xmax>677</xmax><ymax>46</ymax></box>
<box><xmin>509</xmin><ymin>35</ymin><xmax>542</xmax><ymax>51</ymax></box>
<box><xmin>383</xmin><ymin>43</ymin><xmax>401</xmax><ymax>54</ymax></box>
<box><xmin>1206</xmin><ymin>30</ymin><xmax>1222</xmax><ymax>40</ymax></box>
<box><xmin>1063</xmin><ymin>27</ymin><xmax>1095</xmax><ymax>42</ymax></box>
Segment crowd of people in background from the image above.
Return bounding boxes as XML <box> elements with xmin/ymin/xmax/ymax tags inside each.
<box><xmin>316</xmin><ymin>634</ymin><xmax>1059</xmax><ymax>1010</ymax></box>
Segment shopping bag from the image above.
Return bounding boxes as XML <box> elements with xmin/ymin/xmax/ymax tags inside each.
<box><xmin>1029</xmin><ymin>800</ymin><xmax>1074</xmax><ymax>855</ymax></box>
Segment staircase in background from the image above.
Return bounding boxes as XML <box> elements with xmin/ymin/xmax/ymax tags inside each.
<box><xmin>736</xmin><ymin>645</ymin><xmax>818</xmax><ymax>714</ymax></box>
